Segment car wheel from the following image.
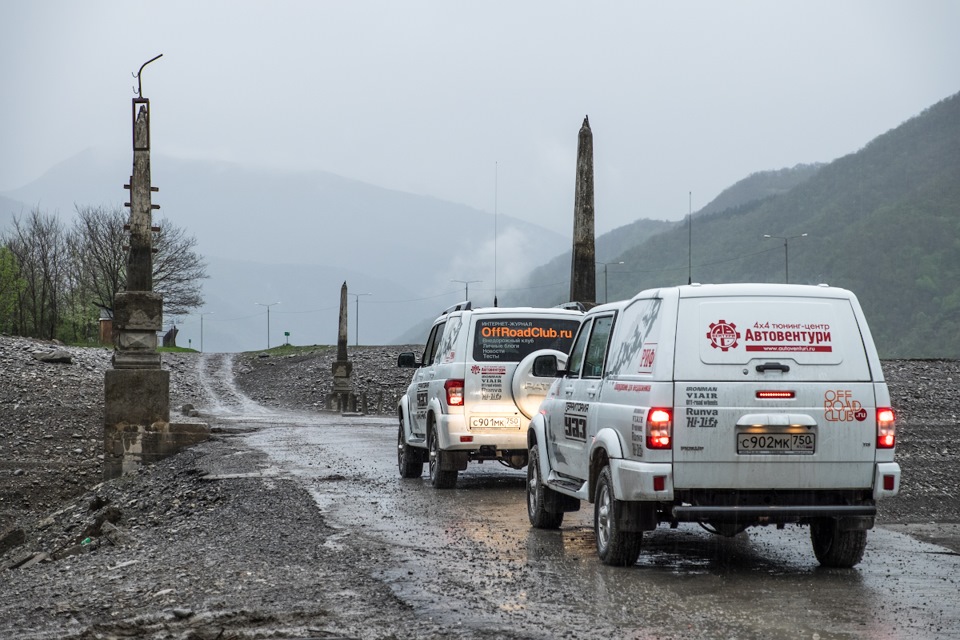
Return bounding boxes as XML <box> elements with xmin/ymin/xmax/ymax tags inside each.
<box><xmin>810</xmin><ymin>518</ymin><xmax>867</xmax><ymax>568</ymax></box>
<box><xmin>527</xmin><ymin>445</ymin><xmax>563</xmax><ymax>529</ymax></box>
<box><xmin>594</xmin><ymin>466</ymin><xmax>642</xmax><ymax>566</ymax></box>
<box><xmin>428</xmin><ymin>423</ymin><xmax>457</xmax><ymax>489</ymax></box>
<box><xmin>397</xmin><ymin>414</ymin><xmax>423</xmax><ymax>479</ymax></box>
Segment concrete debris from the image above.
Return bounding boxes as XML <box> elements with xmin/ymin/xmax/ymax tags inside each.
<box><xmin>32</xmin><ymin>349</ymin><xmax>73</xmax><ymax>364</ymax></box>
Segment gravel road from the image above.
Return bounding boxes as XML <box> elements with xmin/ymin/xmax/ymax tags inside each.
<box><xmin>0</xmin><ymin>336</ymin><xmax>958</xmax><ymax>639</ymax></box>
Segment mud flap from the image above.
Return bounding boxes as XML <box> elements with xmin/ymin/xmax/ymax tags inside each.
<box><xmin>544</xmin><ymin>489</ymin><xmax>581</xmax><ymax>514</ymax></box>
<box><xmin>618</xmin><ymin>501</ymin><xmax>658</xmax><ymax>533</ymax></box>
<box><xmin>441</xmin><ymin>451</ymin><xmax>469</xmax><ymax>471</ymax></box>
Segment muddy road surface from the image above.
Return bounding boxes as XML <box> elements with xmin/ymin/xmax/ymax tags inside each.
<box><xmin>2</xmin><ymin>348</ymin><xmax>959</xmax><ymax>639</ymax></box>
<box><xmin>235</xmin><ymin>410</ymin><xmax>960</xmax><ymax>637</ymax></box>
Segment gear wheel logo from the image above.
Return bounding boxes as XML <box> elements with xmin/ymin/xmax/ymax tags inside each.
<box><xmin>707</xmin><ymin>320</ymin><xmax>740</xmax><ymax>351</ymax></box>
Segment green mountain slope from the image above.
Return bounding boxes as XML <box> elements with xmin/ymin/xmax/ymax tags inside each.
<box><xmin>508</xmin><ymin>92</ymin><xmax>960</xmax><ymax>358</ymax></box>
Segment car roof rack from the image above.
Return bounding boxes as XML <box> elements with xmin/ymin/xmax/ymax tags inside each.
<box><xmin>441</xmin><ymin>301</ymin><xmax>472</xmax><ymax>315</ymax></box>
<box><xmin>554</xmin><ymin>301</ymin><xmax>585</xmax><ymax>312</ymax></box>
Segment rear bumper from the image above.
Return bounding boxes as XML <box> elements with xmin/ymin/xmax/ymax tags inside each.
<box><xmin>672</xmin><ymin>504</ymin><xmax>876</xmax><ymax>522</ymax></box>
<box><xmin>873</xmin><ymin>462</ymin><xmax>901</xmax><ymax>499</ymax></box>
<box><xmin>436</xmin><ymin>414</ymin><xmax>527</xmax><ymax>451</ymax></box>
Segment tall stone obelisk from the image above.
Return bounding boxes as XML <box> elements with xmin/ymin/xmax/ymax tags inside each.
<box><xmin>570</xmin><ymin>115</ymin><xmax>596</xmax><ymax>307</ymax></box>
<box><xmin>329</xmin><ymin>281</ymin><xmax>356</xmax><ymax>412</ymax></box>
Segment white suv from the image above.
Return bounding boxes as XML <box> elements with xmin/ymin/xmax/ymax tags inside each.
<box><xmin>526</xmin><ymin>284</ymin><xmax>900</xmax><ymax>568</ymax></box>
<box><xmin>397</xmin><ymin>302</ymin><xmax>582</xmax><ymax>488</ymax></box>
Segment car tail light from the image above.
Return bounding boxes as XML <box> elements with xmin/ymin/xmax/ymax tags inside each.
<box><xmin>877</xmin><ymin>407</ymin><xmax>896</xmax><ymax>449</ymax></box>
<box><xmin>883</xmin><ymin>474</ymin><xmax>895</xmax><ymax>491</ymax></box>
<box><xmin>646</xmin><ymin>408</ymin><xmax>672</xmax><ymax>449</ymax></box>
<box><xmin>445</xmin><ymin>379</ymin><xmax>464</xmax><ymax>407</ymax></box>
<box><xmin>756</xmin><ymin>390</ymin><xmax>795</xmax><ymax>399</ymax></box>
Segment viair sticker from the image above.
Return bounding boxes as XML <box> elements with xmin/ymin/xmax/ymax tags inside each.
<box><xmin>707</xmin><ymin>320</ymin><xmax>740</xmax><ymax>351</ymax></box>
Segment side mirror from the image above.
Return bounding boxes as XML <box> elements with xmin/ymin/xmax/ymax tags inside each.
<box><xmin>397</xmin><ymin>352</ymin><xmax>419</xmax><ymax>368</ymax></box>
<box><xmin>532</xmin><ymin>354</ymin><xmax>559</xmax><ymax>378</ymax></box>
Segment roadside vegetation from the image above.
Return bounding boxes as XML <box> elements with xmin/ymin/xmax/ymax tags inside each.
<box><xmin>0</xmin><ymin>205</ymin><xmax>206</xmax><ymax>345</ymax></box>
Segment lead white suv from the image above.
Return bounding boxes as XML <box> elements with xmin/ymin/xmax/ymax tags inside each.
<box><xmin>526</xmin><ymin>284</ymin><xmax>900</xmax><ymax>568</ymax></box>
<box><xmin>397</xmin><ymin>302</ymin><xmax>582</xmax><ymax>488</ymax></box>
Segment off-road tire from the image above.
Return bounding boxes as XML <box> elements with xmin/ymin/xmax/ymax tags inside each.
<box><xmin>810</xmin><ymin>519</ymin><xmax>867</xmax><ymax>568</ymax></box>
<box><xmin>594</xmin><ymin>466</ymin><xmax>643</xmax><ymax>566</ymax></box>
<box><xmin>527</xmin><ymin>445</ymin><xmax>564</xmax><ymax>529</ymax></box>
<box><xmin>428</xmin><ymin>423</ymin><xmax>458</xmax><ymax>489</ymax></box>
<box><xmin>397</xmin><ymin>415</ymin><xmax>423</xmax><ymax>479</ymax></box>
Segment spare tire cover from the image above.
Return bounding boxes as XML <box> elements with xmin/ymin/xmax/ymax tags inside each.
<box><xmin>512</xmin><ymin>349</ymin><xmax>568</xmax><ymax>419</ymax></box>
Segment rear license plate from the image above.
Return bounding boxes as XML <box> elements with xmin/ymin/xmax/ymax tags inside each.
<box><xmin>737</xmin><ymin>432</ymin><xmax>815</xmax><ymax>455</ymax></box>
<box><xmin>470</xmin><ymin>415</ymin><xmax>521</xmax><ymax>429</ymax></box>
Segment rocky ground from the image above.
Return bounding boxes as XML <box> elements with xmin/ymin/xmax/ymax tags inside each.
<box><xmin>0</xmin><ymin>335</ymin><xmax>958</xmax><ymax>639</ymax></box>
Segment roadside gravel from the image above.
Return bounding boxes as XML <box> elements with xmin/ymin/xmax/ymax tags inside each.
<box><xmin>0</xmin><ymin>336</ymin><xmax>958</xmax><ymax>639</ymax></box>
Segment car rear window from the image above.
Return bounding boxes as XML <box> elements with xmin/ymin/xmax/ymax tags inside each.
<box><xmin>675</xmin><ymin>297</ymin><xmax>872</xmax><ymax>381</ymax></box>
<box><xmin>472</xmin><ymin>317</ymin><xmax>580</xmax><ymax>362</ymax></box>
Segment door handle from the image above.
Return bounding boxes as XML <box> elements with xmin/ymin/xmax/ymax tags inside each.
<box><xmin>564</xmin><ymin>386</ymin><xmax>575</xmax><ymax>395</ymax></box>
<box><xmin>756</xmin><ymin>362</ymin><xmax>790</xmax><ymax>373</ymax></box>
<box><xmin>587</xmin><ymin>387</ymin><xmax>598</xmax><ymax>397</ymax></box>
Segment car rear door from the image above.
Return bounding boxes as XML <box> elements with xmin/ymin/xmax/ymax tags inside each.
<box><xmin>409</xmin><ymin>320</ymin><xmax>445</xmax><ymax>438</ymax></box>
<box><xmin>545</xmin><ymin>314</ymin><xmax>614</xmax><ymax>482</ymax></box>
<box><xmin>672</xmin><ymin>293</ymin><xmax>878</xmax><ymax>491</ymax></box>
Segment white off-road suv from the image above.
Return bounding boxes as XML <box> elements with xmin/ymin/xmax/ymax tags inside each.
<box><xmin>397</xmin><ymin>302</ymin><xmax>582</xmax><ymax>488</ymax></box>
<box><xmin>526</xmin><ymin>283</ymin><xmax>900</xmax><ymax>568</ymax></box>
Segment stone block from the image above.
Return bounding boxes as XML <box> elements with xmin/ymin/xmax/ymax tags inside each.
<box><xmin>113</xmin><ymin>291</ymin><xmax>163</xmax><ymax>331</ymax></box>
<box><xmin>104</xmin><ymin>369</ymin><xmax>170</xmax><ymax>425</ymax></box>
<box><xmin>103</xmin><ymin>419</ymin><xmax>210</xmax><ymax>480</ymax></box>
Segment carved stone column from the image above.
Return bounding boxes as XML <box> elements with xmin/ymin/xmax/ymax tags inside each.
<box><xmin>104</xmin><ymin>78</ymin><xmax>208</xmax><ymax>479</ymax></box>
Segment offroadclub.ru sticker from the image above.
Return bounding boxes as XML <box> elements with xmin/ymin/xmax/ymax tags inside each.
<box><xmin>707</xmin><ymin>320</ymin><xmax>833</xmax><ymax>353</ymax></box>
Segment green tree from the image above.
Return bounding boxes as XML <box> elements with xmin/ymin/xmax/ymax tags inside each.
<box><xmin>0</xmin><ymin>246</ymin><xmax>25</xmax><ymax>334</ymax></box>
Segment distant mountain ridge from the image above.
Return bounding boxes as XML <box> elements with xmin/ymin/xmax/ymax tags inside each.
<box><xmin>0</xmin><ymin>152</ymin><xmax>569</xmax><ymax>351</ymax></box>
<box><xmin>4</xmin><ymin>91</ymin><xmax>958</xmax><ymax>357</ymax></box>
<box><xmin>510</xmin><ymin>92</ymin><xmax>960</xmax><ymax>358</ymax></box>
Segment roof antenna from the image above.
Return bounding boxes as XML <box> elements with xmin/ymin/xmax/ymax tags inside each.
<box><xmin>687</xmin><ymin>191</ymin><xmax>692</xmax><ymax>285</ymax></box>
<box><xmin>132</xmin><ymin>54</ymin><xmax>163</xmax><ymax>98</ymax></box>
<box><xmin>494</xmin><ymin>161</ymin><xmax>499</xmax><ymax>307</ymax></box>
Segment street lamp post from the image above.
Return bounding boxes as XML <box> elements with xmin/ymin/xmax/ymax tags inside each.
<box><xmin>347</xmin><ymin>292</ymin><xmax>372</xmax><ymax>346</ymax></box>
<box><xmin>596</xmin><ymin>261</ymin><xmax>624</xmax><ymax>303</ymax></box>
<box><xmin>254</xmin><ymin>301</ymin><xmax>280</xmax><ymax>349</ymax></box>
<box><xmin>200</xmin><ymin>311</ymin><xmax>214</xmax><ymax>353</ymax></box>
<box><xmin>763</xmin><ymin>233</ymin><xmax>807</xmax><ymax>283</ymax></box>
<box><xmin>451</xmin><ymin>279</ymin><xmax>481</xmax><ymax>301</ymax></box>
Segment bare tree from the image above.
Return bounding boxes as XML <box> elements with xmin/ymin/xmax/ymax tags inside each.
<box><xmin>2</xmin><ymin>206</ymin><xmax>206</xmax><ymax>341</ymax></box>
<box><xmin>71</xmin><ymin>205</ymin><xmax>127</xmax><ymax>312</ymax></box>
<box><xmin>152</xmin><ymin>218</ymin><xmax>207</xmax><ymax>316</ymax></box>
<box><xmin>70</xmin><ymin>205</ymin><xmax>207</xmax><ymax>316</ymax></box>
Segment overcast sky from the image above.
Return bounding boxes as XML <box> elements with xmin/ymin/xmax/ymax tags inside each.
<box><xmin>2</xmin><ymin>1</ymin><xmax>958</xmax><ymax>234</ymax></box>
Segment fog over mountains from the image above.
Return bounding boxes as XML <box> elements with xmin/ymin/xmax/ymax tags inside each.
<box><xmin>3</xmin><ymin>90</ymin><xmax>958</xmax><ymax>357</ymax></box>
<box><xmin>0</xmin><ymin>150</ymin><xmax>568</xmax><ymax>351</ymax></box>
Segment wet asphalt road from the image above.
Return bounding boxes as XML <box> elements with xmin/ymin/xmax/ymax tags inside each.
<box><xmin>213</xmin><ymin>412</ymin><xmax>958</xmax><ymax>640</ymax></box>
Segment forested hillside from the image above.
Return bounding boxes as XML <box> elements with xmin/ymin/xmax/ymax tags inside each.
<box><xmin>508</xmin><ymin>92</ymin><xmax>960</xmax><ymax>358</ymax></box>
